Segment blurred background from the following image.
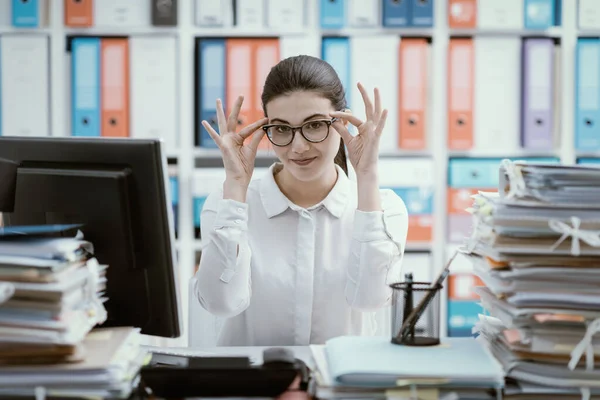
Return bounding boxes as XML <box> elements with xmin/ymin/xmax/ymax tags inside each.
<box><xmin>0</xmin><ymin>0</ymin><xmax>595</xmax><ymax>347</ymax></box>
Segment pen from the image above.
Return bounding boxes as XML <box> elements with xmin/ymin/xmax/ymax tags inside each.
<box><xmin>402</xmin><ymin>273</ymin><xmax>414</xmax><ymax>341</ymax></box>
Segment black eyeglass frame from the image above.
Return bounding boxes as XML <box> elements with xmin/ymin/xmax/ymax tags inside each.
<box><xmin>261</xmin><ymin>118</ymin><xmax>339</xmax><ymax>147</ymax></box>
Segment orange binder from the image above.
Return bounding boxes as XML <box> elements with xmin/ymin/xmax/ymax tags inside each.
<box><xmin>101</xmin><ymin>39</ymin><xmax>129</xmax><ymax>137</ymax></box>
<box><xmin>448</xmin><ymin>273</ymin><xmax>483</xmax><ymax>301</ymax></box>
<box><xmin>448</xmin><ymin>38</ymin><xmax>474</xmax><ymax>150</ymax></box>
<box><xmin>448</xmin><ymin>0</ymin><xmax>477</xmax><ymax>29</ymax></box>
<box><xmin>399</xmin><ymin>38</ymin><xmax>427</xmax><ymax>150</ymax></box>
<box><xmin>64</xmin><ymin>0</ymin><xmax>93</xmax><ymax>27</ymax></box>
<box><xmin>253</xmin><ymin>39</ymin><xmax>279</xmax><ymax>151</ymax></box>
<box><xmin>447</xmin><ymin>187</ymin><xmax>479</xmax><ymax>215</ymax></box>
<box><xmin>226</xmin><ymin>39</ymin><xmax>255</xmax><ymax>138</ymax></box>
<box><xmin>407</xmin><ymin>216</ymin><xmax>433</xmax><ymax>244</ymax></box>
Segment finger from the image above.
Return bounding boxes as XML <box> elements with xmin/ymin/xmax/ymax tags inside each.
<box><xmin>374</xmin><ymin>87</ymin><xmax>382</xmax><ymax>120</ymax></box>
<box><xmin>202</xmin><ymin>120</ymin><xmax>222</xmax><ymax>147</ymax></box>
<box><xmin>249</xmin><ymin>128</ymin><xmax>266</xmax><ymax>153</ymax></box>
<box><xmin>228</xmin><ymin>96</ymin><xmax>244</xmax><ymax>131</ymax></box>
<box><xmin>215</xmin><ymin>99</ymin><xmax>228</xmax><ymax>134</ymax></box>
<box><xmin>239</xmin><ymin>117</ymin><xmax>268</xmax><ymax>139</ymax></box>
<box><xmin>333</xmin><ymin>119</ymin><xmax>353</xmax><ymax>145</ymax></box>
<box><xmin>330</xmin><ymin>111</ymin><xmax>363</xmax><ymax>128</ymax></box>
<box><xmin>357</xmin><ymin>82</ymin><xmax>373</xmax><ymax>120</ymax></box>
<box><xmin>374</xmin><ymin>109</ymin><xmax>388</xmax><ymax>136</ymax></box>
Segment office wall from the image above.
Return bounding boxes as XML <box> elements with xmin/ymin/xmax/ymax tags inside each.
<box><xmin>0</xmin><ymin>0</ymin><xmax>596</xmax><ymax>347</ymax></box>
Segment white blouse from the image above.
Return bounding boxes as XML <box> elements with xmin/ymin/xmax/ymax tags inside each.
<box><xmin>193</xmin><ymin>163</ymin><xmax>408</xmax><ymax>346</ymax></box>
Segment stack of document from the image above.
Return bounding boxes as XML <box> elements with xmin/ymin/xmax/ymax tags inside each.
<box><xmin>309</xmin><ymin>336</ymin><xmax>504</xmax><ymax>399</ymax></box>
<box><xmin>0</xmin><ymin>224</ymin><xmax>148</xmax><ymax>398</ymax></box>
<box><xmin>463</xmin><ymin>159</ymin><xmax>600</xmax><ymax>399</ymax></box>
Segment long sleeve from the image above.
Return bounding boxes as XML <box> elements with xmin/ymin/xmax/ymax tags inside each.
<box><xmin>345</xmin><ymin>189</ymin><xmax>408</xmax><ymax>310</ymax></box>
<box><xmin>193</xmin><ymin>190</ymin><xmax>253</xmax><ymax>318</ymax></box>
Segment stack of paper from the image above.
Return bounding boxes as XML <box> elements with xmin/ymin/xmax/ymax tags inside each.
<box><xmin>0</xmin><ymin>224</ymin><xmax>148</xmax><ymax>398</ymax></box>
<box><xmin>310</xmin><ymin>336</ymin><xmax>504</xmax><ymax>399</ymax></box>
<box><xmin>462</xmin><ymin>159</ymin><xmax>600</xmax><ymax>399</ymax></box>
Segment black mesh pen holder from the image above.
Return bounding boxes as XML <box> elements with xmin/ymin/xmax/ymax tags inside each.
<box><xmin>389</xmin><ymin>281</ymin><xmax>441</xmax><ymax>346</ymax></box>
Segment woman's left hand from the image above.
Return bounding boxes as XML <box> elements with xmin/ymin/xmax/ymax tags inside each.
<box><xmin>330</xmin><ymin>82</ymin><xmax>388</xmax><ymax>177</ymax></box>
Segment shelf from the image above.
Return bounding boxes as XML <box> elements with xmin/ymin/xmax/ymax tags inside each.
<box><xmin>191</xmin><ymin>27</ymin><xmax>308</xmax><ymax>37</ymax></box>
<box><xmin>63</xmin><ymin>26</ymin><xmax>179</xmax><ymax>36</ymax></box>
<box><xmin>405</xmin><ymin>243</ymin><xmax>432</xmax><ymax>252</ymax></box>
<box><xmin>447</xmin><ymin>149</ymin><xmax>560</xmax><ymax>159</ymax></box>
<box><xmin>379</xmin><ymin>150</ymin><xmax>433</xmax><ymax>158</ymax></box>
<box><xmin>321</xmin><ymin>28</ymin><xmax>434</xmax><ymax>37</ymax></box>
<box><xmin>0</xmin><ymin>27</ymin><xmax>52</xmax><ymax>34</ymax></box>
<box><xmin>449</xmin><ymin>27</ymin><xmax>563</xmax><ymax>38</ymax></box>
<box><xmin>193</xmin><ymin>148</ymin><xmax>278</xmax><ymax>159</ymax></box>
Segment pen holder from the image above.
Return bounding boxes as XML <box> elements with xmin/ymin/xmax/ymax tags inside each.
<box><xmin>389</xmin><ymin>281</ymin><xmax>441</xmax><ymax>346</ymax></box>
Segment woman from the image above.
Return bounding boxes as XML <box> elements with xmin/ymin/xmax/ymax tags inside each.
<box><xmin>194</xmin><ymin>55</ymin><xmax>408</xmax><ymax>346</ymax></box>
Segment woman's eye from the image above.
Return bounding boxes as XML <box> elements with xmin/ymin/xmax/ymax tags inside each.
<box><xmin>308</xmin><ymin>122</ymin><xmax>323</xmax><ymax>130</ymax></box>
<box><xmin>276</xmin><ymin>126</ymin><xmax>290</xmax><ymax>133</ymax></box>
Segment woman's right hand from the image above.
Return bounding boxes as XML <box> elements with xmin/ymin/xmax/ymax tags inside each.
<box><xmin>202</xmin><ymin>96</ymin><xmax>268</xmax><ymax>198</ymax></box>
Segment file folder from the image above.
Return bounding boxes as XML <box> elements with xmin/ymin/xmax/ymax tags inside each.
<box><xmin>477</xmin><ymin>0</ymin><xmax>523</xmax><ymax>30</ymax></box>
<box><xmin>195</xmin><ymin>0</ymin><xmax>232</xmax><ymax>27</ymax></box>
<box><xmin>579</xmin><ymin>0</ymin><xmax>600</xmax><ymax>30</ymax></box>
<box><xmin>575</xmin><ymin>38</ymin><xmax>600</xmax><ymax>151</ymax></box>
<box><xmin>151</xmin><ymin>0</ymin><xmax>178</xmax><ymax>26</ymax></box>
<box><xmin>64</xmin><ymin>0</ymin><xmax>93</xmax><ymax>27</ymax></box>
<box><xmin>399</xmin><ymin>38</ymin><xmax>428</xmax><ymax>150</ymax></box>
<box><xmin>382</xmin><ymin>0</ymin><xmax>409</xmax><ymax>28</ymax></box>
<box><xmin>235</xmin><ymin>0</ymin><xmax>265</xmax><ymax>29</ymax></box>
<box><xmin>521</xmin><ymin>38</ymin><xmax>554</xmax><ymax>150</ymax></box>
<box><xmin>94</xmin><ymin>0</ymin><xmax>148</xmax><ymax>27</ymax></box>
<box><xmin>129</xmin><ymin>36</ymin><xmax>178</xmax><ymax>151</ymax></box>
<box><xmin>448</xmin><ymin>38</ymin><xmax>473</xmax><ymax>150</ymax></box>
<box><xmin>226</xmin><ymin>39</ymin><xmax>255</xmax><ymax>137</ymax></box>
<box><xmin>322</xmin><ymin>37</ymin><xmax>351</xmax><ymax>109</ymax></box>
<box><xmin>524</xmin><ymin>0</ymin><xmax>554</xmax><ymax>30</ymax></box>
<box><xmin>411</xmin><ymin>0</ymin><xmax>434</xmax><ymax>27</ymax></box>
<box><xmin>448</xmin><ymin>0</ymin><xmax>476</xmax><ymax>28</ymax></box>
<box><xmin>11</xmin><ymin>0</ymin><xmax>40</xmax><ymax>27</ymax></box>
<box><xmin>0</xmin><ymin>35</ymin><xmax>50</xmax><ymax>137</ymax></box>
<box><xmin>100</xmin><ymin>39</ymin><xmax>129</xmax><ymax>137</ymax></box>
<box><xmin>253</xmin><ymin>39</ymin><xmax>279</xmax><ymax>150</ymax></box>
<box><xmin>197</xmin><ymin>39</ymin><xmax>226</xmax><ymax>148</ymax></box>
<box><xmin>71</xmin><ymin>37</ymin><xmax>100</xmax><ymax>137</ymax></box>
<box><xmin>347</xmin><ymin>0</ymin><xmax>379</xmax><ymax>27</ymax></box>
<box><xmin>320</xmin><ymin>0</ymin><xmax>345</xmax><ymax>29</ymax></box>
<box><xmin>266</xmin><ymin>0</ymin><xmax>305</xmax><ymax>31</ymax></box>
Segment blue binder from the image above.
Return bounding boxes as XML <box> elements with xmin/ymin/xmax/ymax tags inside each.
<box><xmin>71</xmin><ymin>37</ymin><xmax>101</xmax><ymax>137</ymax></box>
<box><xmin>322</xmin><ymin>37</ymin><xmax>351</xmax><ymax>109</ymax></box>
<box><xmin>524</xmin><ymin>0</ymin><xmax>554</xmax><ymax>30</ymax></box>
<box><xmin>382</xmin><ymin>0</ymin><xmax>410</xmax><ymax>27</ymax></box>
<box><xmin>198</xmin><ymin>39</ymin><xmax>225</xmax><ymax>148</ymax></box>
<box><xmin>410</xmin><ymin>0</ymin><xmax>434</xmax><ymax>27</ymax></box>
<box><xmin>11</xmin><ymin>0</ymin><xmax>39</xmax><ymax>27</ymax></box>
<box><xmin>554</xmin><ymin>0</ymin><xmax>562</xmax><ymax>26</ymax></box>
<box><xmin>170</xmin><ymin>175</ymin><xmax>179</xmax><ymax>234</ymax></box>
<box><xmin>320</xmin><ymin>0</ymin><xmax>345</xmax><ymax>29</ymax></box>
<box><xmin>575</xmin><ymin>38</ymin><xmax>600</xmax><ymax>151</ymax></box>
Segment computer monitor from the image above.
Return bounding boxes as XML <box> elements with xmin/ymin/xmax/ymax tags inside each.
<box><xmin>0</xmin><ymin>136</ymin><xmax>181</xmax><ymax>338</ymax></box>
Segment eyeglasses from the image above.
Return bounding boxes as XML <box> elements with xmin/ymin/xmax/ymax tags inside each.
<box><xmin>262</xmin><ymin>118</ymin><xmax>339</xmax><ymax>147</ymax></box>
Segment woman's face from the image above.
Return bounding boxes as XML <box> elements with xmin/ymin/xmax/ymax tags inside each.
<box><xmin>264</xmin><ymin>91</ymin><xmax>341</xmax><ymax>183</ymax></box>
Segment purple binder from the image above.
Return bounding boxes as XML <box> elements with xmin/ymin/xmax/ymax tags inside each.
<box><xmin>521</xmin><ymin>38</ymin><xmax>555</xmax><ymax>150</ymax></box>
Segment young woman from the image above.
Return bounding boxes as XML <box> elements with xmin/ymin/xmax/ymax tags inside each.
<box><xmin>194</xmin><ymin>55</ymin><xmax>408</xmax><ymax>346</ymax></box>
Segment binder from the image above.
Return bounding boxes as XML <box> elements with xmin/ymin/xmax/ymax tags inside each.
<box><xmin>474</xmin><ymin>37</ymin><xmax>521</xmax><ymax>153</ymax></box>
<box><xmin>447</xmin><ymin>273</ymin><xmax>484</xmax><ymax>337</ymax></box>
<box><xmin>410</xmin><ymin>0</ymin><xmax>434</xmax><ymax>27</ymax></box>
<box><xmin>448</xmin><ymin>0</ymin><xmax>476</xmax><ymax>28</ymax></box>
<box><xmin>151</xmin><ymin>0</ymin><xmax>177</xmax><ymax>26</ymax></box>
<box><xmin>347</xmin><ymin>0</ymin><xmax>379</xmax><ymax>27</ymax></box>
<box><xmin>0</xmin><ymin>35</ymin><xmax>50</xmax><ymax>137</ymax></box>
<box><xmin>226</xmin><ymin>39</ymin><xmax>255</xmax><ymax>136</ymax></box>
<box><xmin>521</xmin><ymin>38</ymin><xmax>554</xmax><ymax>150</ymax></box>
<box><xmin>129</xmin><ymin>36</ymin><xmax>178</xmax><ymax>151</ymax></box>
<box><xmin>193</xmin><ymin>168</ymin><xmax>227</xmax><ymax>238</ymax></box>
<box><xmin>235</xmin><ymin>0</ymin><xmax>265</xmax><ymax>29</ymax></box>
<box><xmin>280</xmin><ymin>36</ymin><xmax>320</xmax><ymax>59</ymax></box>
<box><xmin>0</xmin><ymin>39</ymin><xmax>2</xmax><ymax>136</ymax></box>
<box><xmin>168</xmin><ymin>164</ymin><xmax>179</xmax><ymax>237</ymax></box>
<box><xmin>94</xmin><ymin>0</ymin><xmax>147</xmax><ymax>27</ymax></box>
<box><xmin>266</xmin><ymin>0</ymin><xmax>305</xmax><ymax>31</ymax></box>
<box><xmin>399</xmin><ymin>38</ymin><xmax>428</xmax><ymax>150</ymax></box>
<box><xmin>0</xmin><ymin>0</ymin><xmax>10</xmax><ymax>27</ymax></box>
<box><xmin>477</xmin><ymin>0</ymin><xmax>523</xmax><ymax>30</ymax></box>
<box><xmin>64</xmin><ymin>0</ymin><xmax>93</xmax><ymax>27</ymax></box>
<box><xmin>11</xmin><ymin>0</ymin><xmax>40</xmax><ymax>27</ymax></box>
<box><xmin>447</xmin><ymin>38</ymin><xmax>473</xmax><ymax>150</ymax></box>
<box><xmin>100</xmin><ymin>38</ymin><xmax>129</xmax><ymax>137</ymax></box>
<box><xmin>350</xmin><ymin>36</ymin><xmax>398</xmax><ymax>153</ymax></box>
<box><xmin>575</xmin><ymin>38</ymin><xmax>600</xmax><ymax>151</ymax></box>
<box><xmin>253</xmin><ymin>39</ymin><xmax>279</xmax><ymax>150</ymax></box>
<box><xmin>71</xmin><ymin>37</ymin><xmax>100</xmax><ymax>137</ymax></box>
<box><xmin>195</xmin><ymin>0</ymin><xmax>232</xmax><ymax>27</ymax></box>
<box><xmin>197</xmin><ymin>39</ymin><xmax>226</xmax><ymax>148</ymax></box>
<box><xmin>524</xmin><ymin>0</ymin><xmax>554</xmax><ymax>30</ymax></box>
<box><xmin>382</xmin><ymin>0</ymin><xmax>409</xmax><ymax>28</ymax></box>
<box><xmin>320</xmin><ymin>0</ymin><xmax>345</xmax><ymax>29</ymax></box>
<box><xmin>321</xmin><ymin>37</ymin><xmax>351</xmax><ymax>109</ymax></box>
<box><xmin>579</xmin><ymin>0</ymin><xmax>600</xmax><ymax>30</ymax></box>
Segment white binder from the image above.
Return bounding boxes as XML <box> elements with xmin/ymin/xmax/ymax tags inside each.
<box><xmin>195</xmin><ymin>0</ymin><xmax>233</xmax><ymax>27</ymax></box>
<box><xmin>348</xmin><ymin>0</ymin><xmax>380</xmax><ymax>27</ymax></box>
<box><xmin>94</xmin><ymin>0</ymin><xmax>149</xmax><ymax>27</ymax></box>
<box><xmin>477</xmin><ymin>0</ymin><xmax>524</xmax><ymax>30</ymax></box>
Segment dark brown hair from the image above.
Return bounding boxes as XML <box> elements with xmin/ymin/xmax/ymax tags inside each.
<box><xmin>261</xmin><ymin>55</ymin><xmax>349</xmax><ymax>175</ymax></box>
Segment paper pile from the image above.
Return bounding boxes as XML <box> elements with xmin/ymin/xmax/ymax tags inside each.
<box><xmin>463</xmin><ymin>159</ymin><xmax>600</xmax><ymax>399</ymax></box>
